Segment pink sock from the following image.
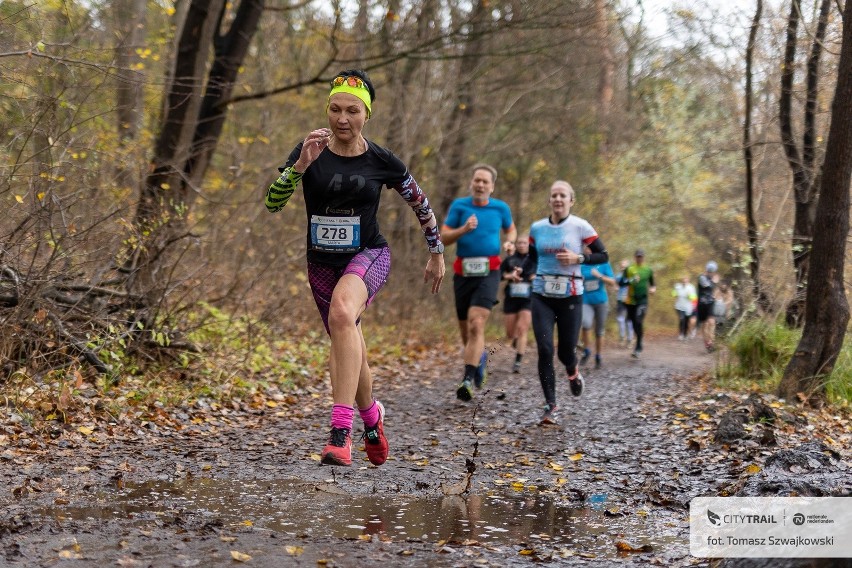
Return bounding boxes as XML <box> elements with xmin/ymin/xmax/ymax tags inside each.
<box><xmin>330</xmin><ymin>404</ymin><xmax>354</xmax><ymax>431</ymax></box>
<box><xmin>358</xmin><ymin>400</ymin><xmax>380</xmax><ymax>428</ymax></box>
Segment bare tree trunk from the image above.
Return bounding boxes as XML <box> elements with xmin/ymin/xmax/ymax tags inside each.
<box><xmin>381</xmin><ymin>0</ymin><xmax>438</xmax><ymax>249</ymax></box>
<box><xmin>595</xmin><ymin>0</ymin><xmax>614</xmax><ymax>153</ymax></box>
<box><xmin>129</xmin><ymin>0</ymin><xmax>263</xmax><ymax>314</ymax></box>
<box><xmin>617</xmin><ymin>2</ymin><xmax>645</xmax><ymax>113</ymax></box>
<box><xmin>114</xmin><ymin>0</ymin><xmax>147</xmax><ymax>191</ymax></box>
<box><xmin>184</xmin><ymin>0</ymin><xmax>264</xmax><ymax>189</ymax></box>
<box><xmin>779</xmin><ymin>0</ymin><xmax>831</xmax><ymax>327</ymax></box>
<box><xmin>137</xmin><ymin>0</ymin><xmax>225</xmax><ymax>227</ymax></box>
<box><xmin>744</xmin><ymin>0</ymin><xmax>770</xmax><ymax>311</ymax></box>
<box><xmin>353</xmin><ymin>0</ymin><xmax>368</xmax><ymax>65</ymax></box>
<box><xmin>516</xmin><ymin>170</ymin><xmax>533</xmax><ymax>233</ymax></box>
<box><xmin>115</xmin><ymin>0</ymin><xmax>146</xmax><ymax>144</ymax></box>
<box><xmin>435</xmin><ymin>0</ymin><xmax>491</xmax><ymax>217</ymax></box>
<box><xmin>779</xmin><ymin>0</ymin><xmax>852</xmax><ymax>402</ymax></box>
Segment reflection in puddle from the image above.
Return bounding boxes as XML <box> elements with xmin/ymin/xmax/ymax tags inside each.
<box><xmin>37</xmin><ymin>478</ymin><xmax>671</xmax><ymax>552</ymax></box>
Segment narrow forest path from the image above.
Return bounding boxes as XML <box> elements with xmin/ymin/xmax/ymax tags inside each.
<box><xmin>2</xmin><ymin>335</ymin><xmax>845</xmax><ymax>567</ymax></box>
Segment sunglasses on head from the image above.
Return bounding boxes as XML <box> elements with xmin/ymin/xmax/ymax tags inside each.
<box><xmin>331</xmin><ymin>75</ymin><xmax>366</xmax><ymax>89</ymax></box>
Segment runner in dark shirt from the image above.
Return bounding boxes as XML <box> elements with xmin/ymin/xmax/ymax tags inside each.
<box><xmin>265</xmin><ymin>69</ymin><xmax>445</xmax><ymax>467</ymax></box>
<box><xmin>696</xmin><ymin>261</ymin><xmax>719</xmax><ymax>352</ymax></box>
<box><xmin>500</xmin><ymin>235</ymin><xmax>534</xmax><ymax>373</ymax></box>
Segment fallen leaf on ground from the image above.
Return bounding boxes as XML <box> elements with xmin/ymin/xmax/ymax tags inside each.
<box><xmin>615</xmin><ymin>541</ymin><xmax>653</xmax><ymax>553</ymax></box>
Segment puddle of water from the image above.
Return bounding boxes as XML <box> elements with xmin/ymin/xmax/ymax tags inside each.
<box><xmin>36</xmin><ymin>478</ymin><xmax>677</xmax><ymax>552</ymax></box>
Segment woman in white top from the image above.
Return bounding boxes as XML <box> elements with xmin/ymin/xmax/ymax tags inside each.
<box><xmin>672</xmin><ymin>275</ymin><xmax>697</xmax><ymax>340</ymax></box>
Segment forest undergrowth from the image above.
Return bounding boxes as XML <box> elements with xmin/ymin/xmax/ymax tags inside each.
<box><xmin>2</xmin><ymin>300</ymin><xmax>849</xmax><ymax>450</ymax></box>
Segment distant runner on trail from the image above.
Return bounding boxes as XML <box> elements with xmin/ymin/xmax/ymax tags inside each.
<box><xmin>622</xmin><ymin>249</ymin><xmax>655</xmax><ymax>359</ymax></box>
<box><xmin>264</xmin><ymin>69</ymin><xmax>445</xmax><ymax>467</ymax></box>
<box><xmin>697</xmin><ymin>261</ymin><xmax>720</xmax><ymax>353</ymax></box>
<box><xmin>615</xmin><ymin>258</ymin><xmax>634</xmax><ymax>347</ymax></box>
<box><xmin>579</xmin><ymin>247</ymin><xmax>616</xmax><ymax>369</ymax></box>
<box><xmin>525</xmin><ymin>181</ymin><xmax>608</xmax><ymax>425</ymax></box>
<box><xmin>441</xmin><ymin>164</ymin><xmax>516</xmax><ymax>402</ymax></box>
<box><xmin>672</xmin><ymin>274</ymin><xmax>697</xmax><ymax>341</ymax></box>
<box><xmin>500</xmin><ymin>235</ymin><xmax>535</xmax><ymax>374</ymax></box>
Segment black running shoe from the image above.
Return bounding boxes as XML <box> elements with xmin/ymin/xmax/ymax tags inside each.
<box><xmin>474</xmin><ymin>351</ymin><xmax>487</xmax><ymax>388</ymax></box>
<box><xmin>456</xmin><ymin>380</ymin><xmax>473</xmax><ymax>401</ymax></box>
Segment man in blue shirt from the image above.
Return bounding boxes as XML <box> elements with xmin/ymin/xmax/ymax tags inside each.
<box><xmin>441</xmin><ymin>164</ymin><xmax>516</xmax><ymax>400</ymax></box>
<box><xmin>579</xmin><ymin>248</ymin><xmax>616</xmax><ymax>369</ymax></box>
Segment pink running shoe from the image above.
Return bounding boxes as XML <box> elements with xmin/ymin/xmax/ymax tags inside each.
<box><xmin>362</xmin><ymin>401</ymin><xmax>388</xmax><ymax>466</ymax></box>
<box><xmin>321</xmin><ymin>427</ymin><xmax>352</xmax><ymax>466</ymax></box>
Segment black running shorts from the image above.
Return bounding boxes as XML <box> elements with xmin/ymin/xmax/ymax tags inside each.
<box><xmin>453</xmin><ymin>270</ymin><xmax>501</xmax><ymax>320</ymax></box>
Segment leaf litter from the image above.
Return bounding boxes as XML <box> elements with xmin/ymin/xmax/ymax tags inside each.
<box><xmin>1</xmin><ymin>336</ymin><xmax>849</xmax><ymax>566</ymax></box>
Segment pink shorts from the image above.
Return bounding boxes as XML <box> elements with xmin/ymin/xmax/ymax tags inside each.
<box><xmin>307</xmin><ymin>246</ymin><xmax>391</xmax><ymax>334</ymax></box>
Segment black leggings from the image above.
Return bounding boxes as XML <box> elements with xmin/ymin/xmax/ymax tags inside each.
<box><xmin>626</xmin><ymin>303</ymin><xmax>648</xmax><ymax>350</ymax></box>
<box><xmin>676</xmin><ymin>309</ymin><xmax>690</xmax><ymax>336</ymax></box>
<box><xmin>531</xmin><ymin>293</ymin><xmax>583</xmax><ymax>406</ymax></box>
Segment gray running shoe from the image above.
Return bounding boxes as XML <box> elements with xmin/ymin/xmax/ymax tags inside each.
<box><xmin>540</xmin><ymin>403</ymin><xmax>559</xmax><ymax>425</ymax></box>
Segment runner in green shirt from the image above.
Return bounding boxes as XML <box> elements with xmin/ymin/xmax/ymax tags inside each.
<box><xmin>621</xmin><ymin>249</ymin><xmax>655</xmax><ymax>358</ymax></box>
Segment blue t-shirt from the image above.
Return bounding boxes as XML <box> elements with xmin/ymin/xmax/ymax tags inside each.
<box><xmin>528</xmin><ymin>215</ymin><xmax>598</xmax><ymax>297</ymax></box>
<box><xmin>444</xmin><ymin>196</ymin><xmax>513</xmax><ymax>258</ymax></box>
<box><xmin>581</xmin><ymin>262</ymin><xmax>613</xmax><ymax>305</ymax></box>
<box><xmin>616</xmin><ymin>271</ymin><xmax>629</xmax><ymax>302</ymax></box>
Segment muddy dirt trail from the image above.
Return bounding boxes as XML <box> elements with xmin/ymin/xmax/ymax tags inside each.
<box><xmin>1</xmin><ymin>336</ymin><xmax>844</xmax><ymax>567</ymax></box>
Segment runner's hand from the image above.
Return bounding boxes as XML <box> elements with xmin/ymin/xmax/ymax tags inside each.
<box><xmin>556</xmin><ymin>248</ymin><xmax>577</xmax><ymax>266</ymax></box>
<box><xmin>293</xmin><ymin>128</ymin><xmax>331</xmax><ymax>171</ymax></box>
<box><xmin>424</xmin><ymin>253</ymin><xmax>445</xmax><ymax>294</ymax></box>
<box><xmin>464</xmin><ymin>215</ymin><xmax>478</xmax><ymax>232</ymax></box>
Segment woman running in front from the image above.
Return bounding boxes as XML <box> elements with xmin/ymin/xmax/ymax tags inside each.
<box><xmin>525</xmin><ymin>181</ymin><xmax>608</xmax><ymax>425</ymax></box>
<box><xmin>264</xmin><ymin>69</ymin><xmax>445</xmax><ymax>466</ymax></box>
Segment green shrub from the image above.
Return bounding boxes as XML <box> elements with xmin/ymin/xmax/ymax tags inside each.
<box><xmin>718</xmin><ymin>317</ymin><xmax>851</xmax><ymax>406</ymax></box>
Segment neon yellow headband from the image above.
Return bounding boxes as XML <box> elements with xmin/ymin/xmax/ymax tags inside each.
<box><xmin>328</xmin><ymin>75</ymin><xmax>372</xmax><ymax>117</ymax></box>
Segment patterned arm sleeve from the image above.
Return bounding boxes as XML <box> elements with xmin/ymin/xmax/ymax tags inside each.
<box><xmin>264</xmin><ymin>166</ymin><xmax>303</xmax><ymax>213</ymax></box>
<box><xmin>392</xmin><ymin>173</ymin><xmax>442</xmax><ymax>250</ymax></box>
